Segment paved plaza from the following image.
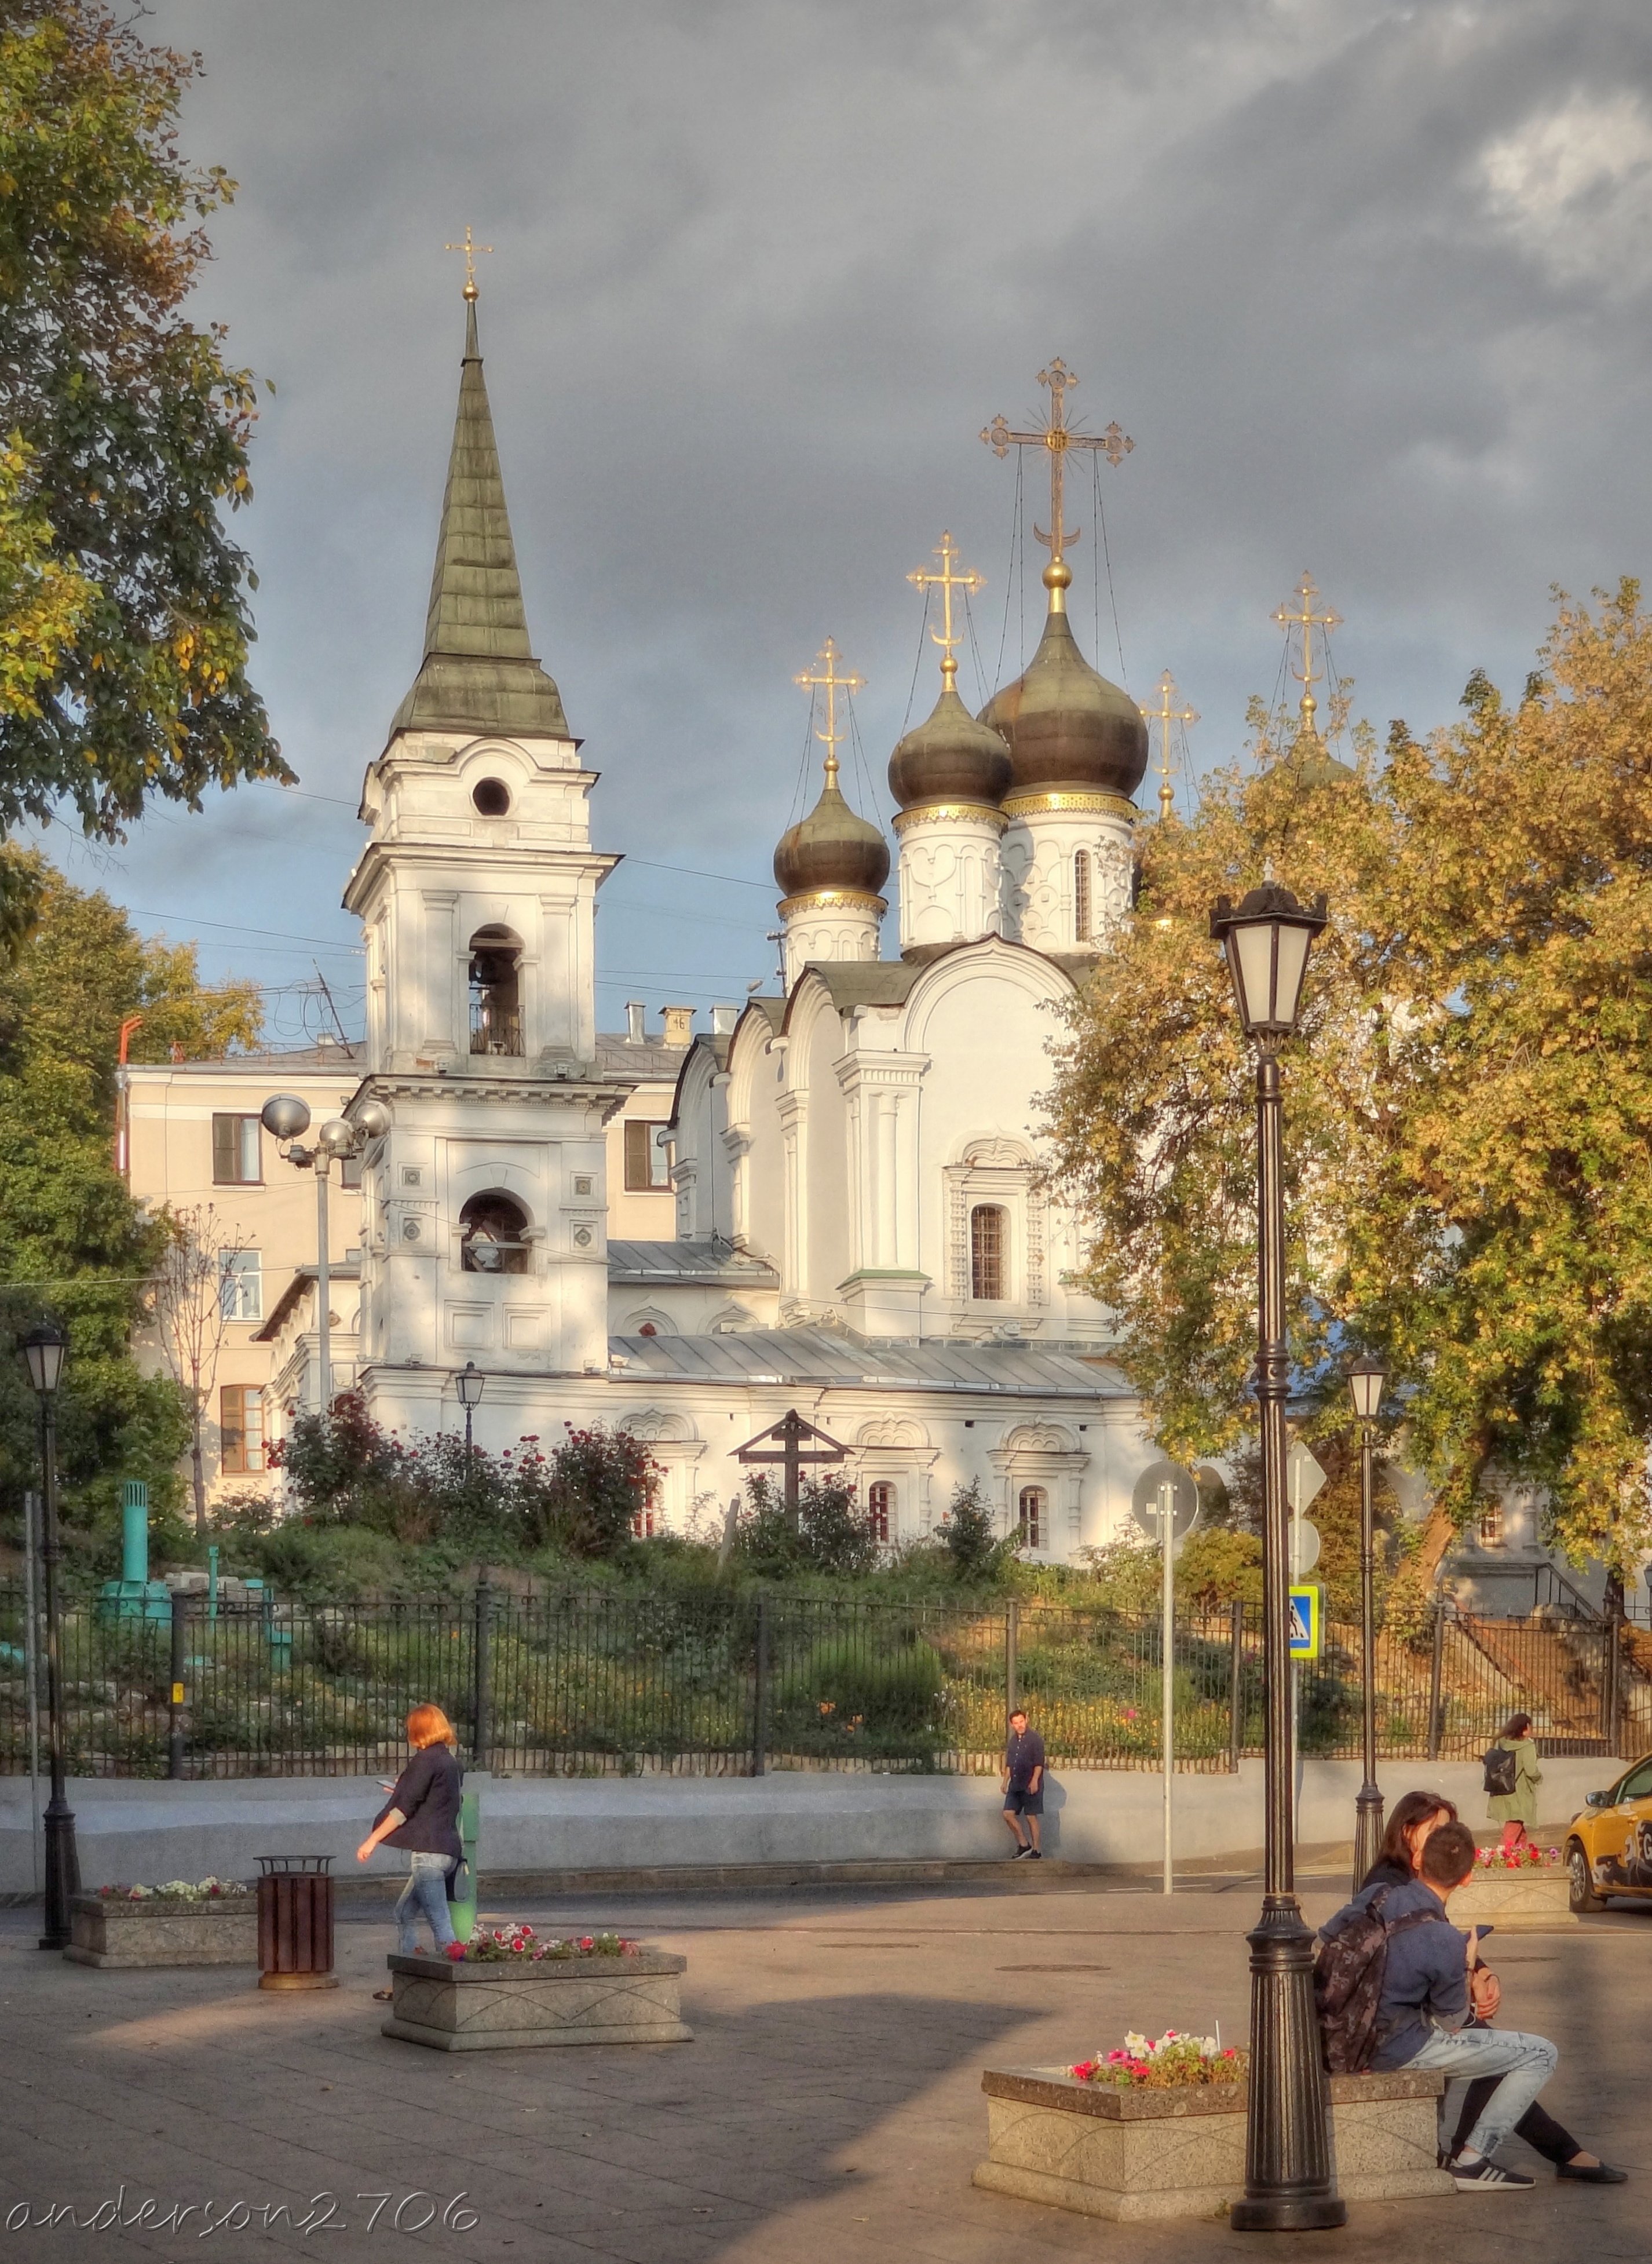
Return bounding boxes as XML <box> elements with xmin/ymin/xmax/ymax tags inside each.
<box><xmin>1</xmin><ymin>1877</ymin><xmax>1647</xmax><ymax>2263</ymax></box>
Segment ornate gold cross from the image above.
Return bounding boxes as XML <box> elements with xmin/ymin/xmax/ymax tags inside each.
<box><xmin>1141</xmin><ymin>669</ymin><xmax>1198</xmax><ymax>819</ymax></box>
<box><xmin>1272</xmin><ymin>571</ymin><xmax>1341</xmax><ymax>732</ymax></box>
<box><xmin>444</xmin><ymin>225</ymin><xmax>495</xmax><ymax>301</ymax></box>
<box><xmin>907</xmin><ymin>532</ymin><xmax>985</xmax><ymax>684</ymax></box>
<box><xmin>981</xmin><ymin>358</ymin><xmax>1134</xmax><ymax>568</ymax></box>
<box><xmin>794</xmin><ymin>638</ymin><xmax>865</xmax><ymax>785</ymax></box>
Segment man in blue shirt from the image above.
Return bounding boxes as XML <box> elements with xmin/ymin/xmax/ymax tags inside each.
<box><xmin>1002</xmin><ymin>1709</ymin><xmax>1045</xmax><ymax>1859</ymax></box>
<box><xmin>1323</xmin><ymin>1818</ymin><xmax>1557</xmax><ymax>2191</ymax></box>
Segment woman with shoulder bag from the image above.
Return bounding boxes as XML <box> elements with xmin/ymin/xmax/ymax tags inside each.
<box><xmin>1486</xmin><ymin>1713</ymin><xmax>1541</xmax><ymax>1852</ymax></box>
<box><xmin>356</xmin><ymin>1703</ymin><xmax>465</xmax><ymax>1999</ymax></box>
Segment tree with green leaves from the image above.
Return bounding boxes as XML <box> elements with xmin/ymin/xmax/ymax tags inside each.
<box><xmin>1047</xmin><ymin>584</ymin><xmax>1652</xmax><ymax>1592</ymax></box>
<box><xmin>0</xmin><ymin>0</ymin><xmax>288</xmax><ymax>919</ymax></box>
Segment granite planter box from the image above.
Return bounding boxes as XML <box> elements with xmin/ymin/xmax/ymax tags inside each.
<box><xmin>1449</xmin><ymin>1870</ymin><xmax>1576</xmax><ymax>1931</ymax></box>
<box><xmin>973</xmin><ymin>2065</ymin><xmax>1452</xmax><ymax>2221</ymax></box>
<box><xmin>64</xmin><ymin>1892</ymin><xmax>257</xmax><ymax>1970</ymax></box>
<box><xmin>381</xmin><ymin>1949</ymin><xmax>692</xmax><ymax>2052</ymax></box>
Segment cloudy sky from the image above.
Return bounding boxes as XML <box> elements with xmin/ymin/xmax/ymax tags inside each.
<box><xmin>45</xmin><ymin>0</ymin><xmax>1652</xmax><ymax>1045</ymax></box>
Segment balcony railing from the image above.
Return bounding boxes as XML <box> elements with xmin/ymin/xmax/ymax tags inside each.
<box><xmin>469</xmin><ymin>1001</ymin><xmax>523</xmax><ymax>1057</ymax></box>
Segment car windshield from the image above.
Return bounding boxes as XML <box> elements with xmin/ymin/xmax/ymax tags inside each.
<box><xmin>1615</xmin><ymin>1759</ymin><xmax>1652</xmax><ymax>1802</ymax></box>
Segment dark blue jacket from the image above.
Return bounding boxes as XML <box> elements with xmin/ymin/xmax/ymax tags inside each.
<box><xmin>374</xmin><ymin>1743</ymin><xmax>463</xmax><ymax>1863</ymax></box>
<box><xmin>1323</xmin><ymin>1876</ymin><xmax>1468</xmax><ymax>2071</ymax></box>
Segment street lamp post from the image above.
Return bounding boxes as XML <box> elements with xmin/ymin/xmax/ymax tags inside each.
<box><xmin>22</xmin><ymin>1322</ymin><xmax>79</xmax><ymax>1951</ymax></box>
<box><xmin>456</xmin><ymin>1360</ymin><xmax>485</xmax><ymax>1464</ymax></box>
<box><xmin>262</xmin><ymin>1098</ymin><xmax>386</xmax><ymax>1415</ymax></box>
<box><xmin>1348</xmin><ymin>1354</ymin><xmax>1387</xmax><ymax>1896</ymax></box>
<box><xmin>1210</xmin><ymin>882</ymin><xmax>1344</xmax><ymax>2234</ymax></box>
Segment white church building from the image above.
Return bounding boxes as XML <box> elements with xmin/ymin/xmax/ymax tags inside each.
<box><xmin>255</xmin><ymin>286</ymin><xmax>1195</xmax><ymax>1561</ymax></box>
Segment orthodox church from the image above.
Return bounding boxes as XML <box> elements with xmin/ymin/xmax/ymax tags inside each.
<box><xmin>324</xmin><ymin>282</ymin><xmax>1182</xmax><ymax>1559</ymax></box>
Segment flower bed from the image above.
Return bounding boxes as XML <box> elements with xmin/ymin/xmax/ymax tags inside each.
<box><xmin>1070</xmin><ymin>2030</ymin><xmax>1247</xmax><ymax>2089</ymax></box>
<box><xmin>67</xmin><ymin>1883</ymin><xmax>256</xmax><ymax>1970</ymax></box>
<box><xmin>1474</xmin><ymin>1843</ymin><xmax>1562</xmax><ymax>1869</ymax></box>
<box><xmin>382</xmin><ymin>1931</ymin><xmax>690</xmax><ymax>2053</ymax></box>
<box><xmin>1450</xmin><ymin>1856</ymin><xmax>1577</xmax><ymax>1931</ymax></box>
<box><xmin>445</xmin><ymin>1926</ymin><xmax>637</xmax><ymax>1964</ymax></box>
<box><xmin>97</xmin><ymin>1876</ymin><xmax>248</xmax><ymax>1903</ymax></box>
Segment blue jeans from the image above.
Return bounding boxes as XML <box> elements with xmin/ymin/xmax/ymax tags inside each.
<box><xmin>394</xmin><ymin>1853</ymin><xmax>456</xmax><ymax>1956</ymax></box>
<box><xmin>1399</xmin><ymin>2025</ymin><xmax>1559</xmax><ymax>2160</ymax></box>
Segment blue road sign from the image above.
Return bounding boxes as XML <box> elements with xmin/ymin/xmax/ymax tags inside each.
<box><xmin>1288</xmin><ymin>1583</ymin><xmax>1323</xmax><ymax>1661</ymax></box>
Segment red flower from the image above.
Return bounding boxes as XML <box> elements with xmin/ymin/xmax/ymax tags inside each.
<box><xmin>445</xmin><ymin>1941</ymin><xmax>467</xmax><ymax>1962</ymax></box>
<box><xmin>579</xmin><ymin>1936</ymin><xmax>594</xmax><ymax>1951</ymax></box>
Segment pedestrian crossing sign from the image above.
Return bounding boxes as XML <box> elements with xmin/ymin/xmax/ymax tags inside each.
<box><xmin>1288</xmin><ymin>1584</ymin><xmax>1322</xmax><ymax>1661</ymax></box>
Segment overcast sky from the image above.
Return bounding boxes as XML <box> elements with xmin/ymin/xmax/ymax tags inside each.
<box><xmin>43</xmin><ymin>0</ymin><xmax>1652</xmax><ymax>1046</ymax></box>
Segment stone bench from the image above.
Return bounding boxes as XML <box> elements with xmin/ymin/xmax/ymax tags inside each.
<box><xmin>974</xmin><ymin>2065</ymin><xmax>1452</xmax><ymax>2221</ymax></box>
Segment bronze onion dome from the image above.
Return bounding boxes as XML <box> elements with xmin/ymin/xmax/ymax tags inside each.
<box><xmin>773</xmin><ymin>776</ymin><xmax>891</xmax><ymax>899</ymax></box>
<box><xmin>979</xmin><ymin>563</ymin><xmax>1148</xmax><ymax>801</ymax></box>
<box><xmin>888</xmin><ymin>677</ymin><xmax>1013</xmax><ymax>812</ymax></box>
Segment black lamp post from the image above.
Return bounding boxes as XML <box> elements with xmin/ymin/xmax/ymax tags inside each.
<box><xmin>1209</xmin><ymin>882</ymin><xmax>1344</xmax><ymax>2234</ymax></box>
<box><xmin>456</xmin><ymin>1361</ymin><xmax>485</xmax><ymax>1464</ymax></box>
<box><xmin>22</xmin><ymin>1321</ymin><xmax>79</xmax><ymax>1951</ymax></box>
<box><xmin>1348</xmin><ymin>1354</ymin><xmax>1387</xmax><ymax>1896</ymax></box>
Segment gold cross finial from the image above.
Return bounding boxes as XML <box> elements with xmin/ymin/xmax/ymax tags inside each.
<box><xmin>794</xmin><ymin>638</ymin><xmax>866</xmax><ymax>786</ymax></box>
<box><xmin>981</xmin><ymin>357</ymin><xmax>1134</xmax><ymax>612</ymax></box>
<box><xmin>907</xmin><ymin>532</ymin><xmax>985</xmax><ymax>685</ymax></box>
<box><xmin>1141</xmin><ymin>670</ymin><xmax>1198</xmax><ymax>820</ymax></box>
<box><xmin>444</xmin><ymin>225</ymin><xmax>494</xmax><ymax>301</ymax></box>
<box><xmin>1272</xmin><ymin>571</ymin><xmax>1342</xmax><ymax>734</ymax></box>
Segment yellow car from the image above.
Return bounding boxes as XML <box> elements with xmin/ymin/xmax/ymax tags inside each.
<box><xmin>1565</xmin><ymin>1753</ymin><xmax>1652</xmax><ymax>1911</ymax></box>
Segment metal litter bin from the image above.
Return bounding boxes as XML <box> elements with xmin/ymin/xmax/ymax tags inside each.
<box><xmin>257</xmin><ymin>1856</ymin><xmax>338</xmax><ymax>1991</ymax></box>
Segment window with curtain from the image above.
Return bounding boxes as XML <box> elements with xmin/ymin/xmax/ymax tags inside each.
<box><xmin>218</xmin><ymin>1250</ymin><xmax>262</xmax><ymax>1323</ymax></box>
<box><xmin>1018</xmin><ymin>1485</ymin><xmax>1047</xmax><ymax>1550</ymax></box>
<box><xmin>211</xmin><ymin>1113</ymin><xmax>262</xmax><ymax>1185</ymax></box>
<box><xmin>1074</xmin><ymin>849</ymin><xmax>1092</xmax><ymax>942</ymax></box>
<box><xmin>220</xmin><ymin>1384</ymin><xmax>265</xmax><ymax>1474</ymax></box>
<box><xmin>867</xmin><ymin>1481</ymin><xmax>895</xmax><ymax>1544</ymax></box>
<box><xmin>624</xmin><ymin>1119</ymin><xmax>671</xmax><ymax>1190</ymax></box>
<box><xmin>970</xmin><ymin>1203</ymin><xmax>1006</xmax><ymax>1300</ymax></box>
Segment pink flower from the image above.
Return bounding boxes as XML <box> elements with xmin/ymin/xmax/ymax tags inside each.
<box><xmin>445</xmin><ymin>1941</ymin><xmax>467</xmax><ymax>1962</ymax></box>
<box><xmin>579</xmin><ymin>1936</ymin><xmax>594</xmax><ymax>1951</ymax></box>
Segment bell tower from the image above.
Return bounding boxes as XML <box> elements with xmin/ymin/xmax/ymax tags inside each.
<box><xmin>343</xmin><ymin>269</ymin><xmax>626</xmax><ymax>1415</ymax></box>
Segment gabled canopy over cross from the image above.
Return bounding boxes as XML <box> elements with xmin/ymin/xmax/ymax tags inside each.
<box><xmin>980</xmin><ymin>357</ymin><xmax>1134</xmax><ymax>572</ymax></box>
<box><xmin>733</xmin><ymin>1408</ymin><xmax>849</xmax><ymax>1528</ymax></box>
<box><xmin>907</xmin><ymin>532</ymin><xmax>985</xmax><ymax>686</ymax></box>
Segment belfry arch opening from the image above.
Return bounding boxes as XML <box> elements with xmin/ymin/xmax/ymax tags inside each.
<box><xmin>469</xmin><ymin>925</ymin><xmax>523</xmax><ymax>1056</ymax></box>
<box><xmin>460</xmin><ymin>1191</ymin><xmax>531</xmax><ymax>1274</ymax></box>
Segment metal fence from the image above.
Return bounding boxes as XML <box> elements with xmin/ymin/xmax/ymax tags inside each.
<box><xmin>1</xmin><ymin>1582</ymin><xmax>1645</xmax><ymax>1780</ymax></box>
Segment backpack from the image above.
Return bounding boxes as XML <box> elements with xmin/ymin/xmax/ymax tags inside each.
<box><xmin>1483</xmin><ymin>1744</ymin><xmax>1518</xmax><ymax>1797</ymax></box>
<box><xmin>1313</xmin><ymin>1889</ymin><xmax>1442</xmax><ymax>2075</ymax></box>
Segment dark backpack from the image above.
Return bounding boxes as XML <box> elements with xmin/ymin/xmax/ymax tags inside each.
<box><xmin>1483</xmin><ymin>1744</ymin><xmax>1518</xmax><ymax>1796</ymax></box>
<box><xmin>1313</xmin><ymin>1889</ymin><xmax>1441</xmax><ymax>2075</ymax></box>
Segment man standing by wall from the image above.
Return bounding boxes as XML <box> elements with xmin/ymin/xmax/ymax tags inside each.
<box><xmin>1002</xmin><ymin>1707</ymin><xmax>1046</xmax><ymax>1858</ymax></box>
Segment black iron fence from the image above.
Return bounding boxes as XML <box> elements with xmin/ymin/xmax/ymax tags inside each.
<box><xmin>1</xmin><ymin>1582</ymin><xmax>1645</xmax><ymax>1780</ymax></box>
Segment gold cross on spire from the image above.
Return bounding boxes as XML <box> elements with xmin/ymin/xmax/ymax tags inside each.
<box><xmin>444</xmin><ymin>225</ymin><xmax>494</xmax><ymax>301</ymax></box>
<box><xmin>794</xmin><ymin>638</ymin><xmax>865</xmax><ymax>786</ymax></box>
<box><xmin>907</xmin><ymin>532</ymin><xmax>985</xmax><ymax>685</ymax></box>
<box><xmin>981</xmin><ymin>358</ymin><xmax>1133</xmax><ymax>609</ymax></box>
<box><xmin>1141</xmin><ymin>670</ymin><xmax>1198</xmax><ymax>820</ymax></box>
<box><xmin>1272</xmin><ymin>570</ymin><xmax>1342</xmax><ymax>735</ymax></box>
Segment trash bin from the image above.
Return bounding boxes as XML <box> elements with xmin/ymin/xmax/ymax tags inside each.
<box><xmin>256</xmin><ymin>1856</ymin><xmax>338</xmax><ymax>1991</ymax></box>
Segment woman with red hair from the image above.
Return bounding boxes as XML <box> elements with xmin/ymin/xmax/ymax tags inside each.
<box><xmin>357</xmin><ymin>1704</ymin><xmax>465</xmax><ymax>1990</ymax></box>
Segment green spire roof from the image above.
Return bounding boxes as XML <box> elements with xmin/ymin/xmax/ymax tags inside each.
<box><xmin>391</xmin><ymin>298</ymin><xmax>571</xmax><ymax>740</ymax></box>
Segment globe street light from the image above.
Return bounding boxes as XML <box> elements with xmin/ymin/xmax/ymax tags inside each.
<box><xmin>456</xmin><ymin>1360</ymin><xmax>485</xmax><ymax>1464</ymax></box>
<box><xmin>260</xmin><ymin>1097</ymin><xmax>380</xmax><ymax>1416</ymax></box>
<box><xmin>1209</xmin><ymin>882</ymin><xmax>1344</xmax><ymax>2234</ymax></box>
<box><xmin>1348</xmin><ymin>1354</ymin><xmax>1388</xmax><ymax>1895</ymax></box>
<box><xmin>21</xmin><ymin>1321</ymin><xmax>79</xmax><ymax>1951</ymax></box>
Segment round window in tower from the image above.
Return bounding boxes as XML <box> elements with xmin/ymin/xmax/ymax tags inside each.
<box><xmin>472</xmin><ymin>777</ymin><xmax>512</xmax><ymax>817</ymax></box>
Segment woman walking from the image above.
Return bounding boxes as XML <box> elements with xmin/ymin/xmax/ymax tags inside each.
<box><xmin>357</xmin><ymin>1703</ymin><xmax>465</xmax><ymax>1997</ymax></box>
<box><xmin>1488</xmin><ymin>1712</ymin><xmax>1542</xmax><ymax>1853</ymax></box>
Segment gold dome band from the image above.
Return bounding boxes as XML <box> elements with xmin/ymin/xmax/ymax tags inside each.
<box><xmin>1001</xmin><ymin>790</ymin><xmax>1138</xmax><ymax>821</ymax></box>
<box><xmin>891</xmin><ymin>804</ymin><xmax>1008</xmax><ymax>837</ymax></box>
<box><xmin>777</xmin><ymin>889</ymin><xmax>887</xmax><ymax>918</ymax></box>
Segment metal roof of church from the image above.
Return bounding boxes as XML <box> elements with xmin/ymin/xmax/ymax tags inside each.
<box><xmin>608</xmin><ymin>1239</ymin><xmax>779</xmax><ymax>1285</ymax></box>
<box><xmin>390</xmin><ymin>294</ymin><xmax>570</xmax><ymax>742</ymax></box>
<box><xmin>609</xmin><ymin>1325</ymin><xmax>1123</xmax><ymax>1397</ymax></box>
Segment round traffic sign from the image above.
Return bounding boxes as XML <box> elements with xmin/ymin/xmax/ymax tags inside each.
<box><xmin>1130</xmin><ymin>1459</ymin><xmax>1201</xmax><ymax>1543</ymax></box>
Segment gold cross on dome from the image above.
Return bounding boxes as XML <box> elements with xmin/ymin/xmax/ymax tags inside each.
<box><xmin>794</xmin><ymin>638</ymin><xmax>865</xmax><ymax>786</ymax></box>
<box><xmin>1141</xmin><ymin>670</ymin><xmax>1198</xmax><ymax>820</ymax></box>
<box><xmin>444</xmin><ymin>225</ymin><xmax>495</xmax><ymax>301</ymax></box>
<box><xmin>1272</xmin><ymin>571</ymin><xmax>1342</xmax><ymax>731</ymax></box>
<box><xmin>981</xmin><ymin>357</ymin><xmax>1134</xmax><ymax>573</ymax></box>
<box><xmin>907</xmin><ymin>532</ymin><xmax>985</xmax><ymax>684</ymax></box>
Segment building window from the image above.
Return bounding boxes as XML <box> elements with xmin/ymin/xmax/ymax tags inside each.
<box><xmin>218</xmin><ymin>1250</ymin><xmax>262</xmax><ymax>1323</ymax></box>
<box><xmin>459</xmin><ymin>1191</ymin><xmax>531</xmax><ymax>1274</ymax></box>
<box><xmin>1074</xmin><ymin>849</ymin><xmax>1092</xmax><ymax>942</ymax></box>
<box><xmin>631</xmin><ymin>1503</ymin><xmax>657</xmax><ymax>1539</ymax></box>
<box><xmin>970</xmin><ymin>1203</ymin><xmax>1006</xmax><ymax>1301</ymax></box>
<box><xmin>867</xmin><ymin>1481</ymin><xmax>895</xmax><ymax>1544</ymax></box>
<box><xmin>1478</xmin><ymin>1501</ymin><xmax>1504</xmax><ymax>1548</ymax></box>
<box><xmin>469</xmin><ymin>926</ymin><xmax>524</xmax><ymax>1056</ymax></box>
<box><xmin>220</xmin><ymin>1384</ymin><xmax>265</xmax><ymax>1474</ymax></box>
<box><xmin>624</xmin><ymin>1120</ymin><xmax>671</xmax><ymax>1191</ymax></box>
<box><xmin>1018</xmin><ymin>1485</ymin><xmax>1047</xmax><ymax>1551</ymax></box>
<box><xmin>211</xmin><ymin>1114</ymin><xmax>262</xmax><ymax>1185</ymax></box>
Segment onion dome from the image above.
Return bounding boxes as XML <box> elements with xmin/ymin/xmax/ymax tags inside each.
<box><xmin>979</xmin><ymin>561</ymin><xmax>1148</xmax><ymax>801</ymax></box>
<box><xmin>1277</xmin><ymin>689</ymin><xmax>1355</xmax><ymax>788</ymax></box>
<box><xmin>774</xmin><ymin>773</ymin><xmax>890</xmax><ymax>899</ymax></box>
<box><xmin>889</xmin><ymin>675</ymin><xmax>1012</xmax><ymax>811</ymax></box>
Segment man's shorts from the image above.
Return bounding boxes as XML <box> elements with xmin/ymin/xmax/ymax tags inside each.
<box><xmin>1003</xmin><ymin>1786</ymin><xmax>1043</xmax><ymax>1816</ymax></box>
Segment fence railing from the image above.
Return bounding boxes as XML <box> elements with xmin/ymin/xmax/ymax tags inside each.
<box><xmin>1</xmin><ymin>1583</ymin><xmax>1645</xmax><ymax>1780</ymax></box>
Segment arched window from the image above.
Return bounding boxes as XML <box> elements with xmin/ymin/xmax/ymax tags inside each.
<box><xmin>970</xmin><ymin>1203</ymin><xmax>1006</xmax><ymax>1301</ymax></box>
<box><xmin>469</xmin><ymin>926</ymin><xmax>523</xmax><ymax>1056</ymax></box>
<box><xmin>1018</xmin><ymin>1485</ymin><xmax>1047</xmax><ymax>1551</ymax></box>
<box><xmin>867</xmin><ymin>1481</ymin><xmax>895</xmax><ymax>1544</ymax></box>
<box><xmin>459</xmin><ymin>1191</ymin><xmax>531</xmax><ymax>1275</ymax></box>
<box><xmin>1074</xmin><ymin>849</ymin><xmax>1092</xmax><ymax>943</ymax></box>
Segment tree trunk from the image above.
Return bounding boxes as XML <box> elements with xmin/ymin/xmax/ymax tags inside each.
<box><xmin>191</xmin><ymin>1430</ymin><xmax>207</xmax><ymax>1536</ymax></box>
<box><xmin>1416</xmin><ymin>1503</ymin><xmax>1460</xmax><ymax>1586</ymax></box>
